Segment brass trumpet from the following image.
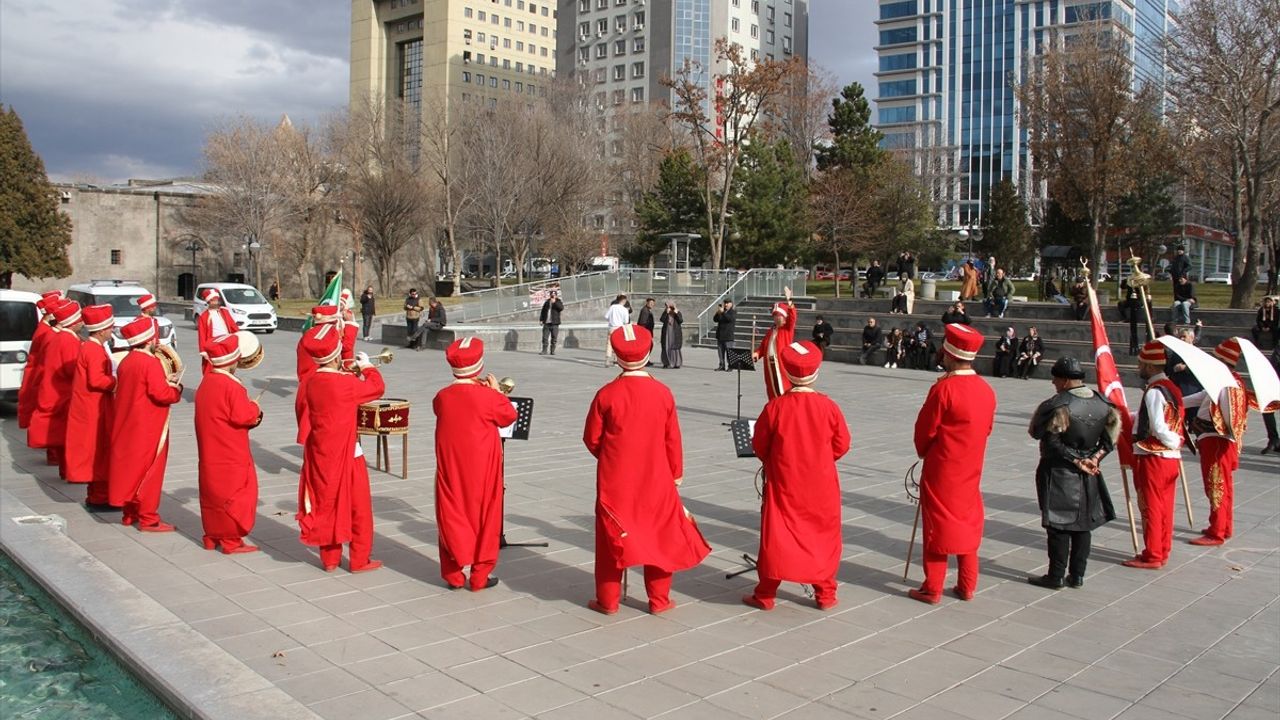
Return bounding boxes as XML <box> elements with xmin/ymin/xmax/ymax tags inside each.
<box><xmin>369</xmin><ymin>348</ymin><xmax>395</xmax><ymax>366</ymax></box>
<box><xmin>498</xmin><ymin>377</ymin><xmax>516</xmax><ymax>395</ymax></box>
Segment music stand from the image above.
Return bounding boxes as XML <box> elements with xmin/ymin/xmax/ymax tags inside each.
<box><xmin>499</xmin><ymin>397</ymin><xmax>548</xmax><ymax>548</ymax></box>
<box><xmin>725</xmin><ymin>421</ymin><xmax>761</xmax><ymax>579</ymax></box>
<box><xmin>723</xmin><ymin>348</ymin><xmax>756</xmax><ymax>423</ymax></box>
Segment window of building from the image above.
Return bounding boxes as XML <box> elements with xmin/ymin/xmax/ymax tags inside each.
<box><xmin>479</xmin><ymin>10</ymin><xmax>486</xmax><ymax>20</ymax></box>
<box><xmin>596</xmin><ymin>0</ymin><xmax>606</xmax><ymax>8</ymax></box>
<box><xmin>752</xmin><ymin>0</ymin><xmax>759</xmax><ymax>12</ymax></box>
<box><xmin>613</xmin><ymin>64</ymin><xmax>625</xmax><ymax>80</ymax></box>
<box><xmin>634</xmin><ymin>10</ymin><xmax>644</xmax><ymax>28</ymax></box>
<box><xmin>503</xmin><ymin>58</ymin><xmax>511</xmax><ymax>68</ymax></box>
<box><xmin>477</xmin><ymin>73</ymin><xmax>485</xmax><ymax>84</ymax></box>
<box><xmin>579</xmin><ymin>0</ymin><xmax>589</xmax><ymax>11</ymax></box>
<box><xmin>464</xmin><ymin>29</ymin><xmax>473</xmax><ymax>43</ymax></box>
<box><xmin>784</xmin><ymin>12</ymin><xmax>791</xmax><ymax>27</ymax></box>
<box><xmin>517</xmin><ymin>61</ymin><xmax>524</xmax><ymax>72</ymax></box>
<box><xmin>540</xmin><ymin>47</ymin><xmax>548</xmax><ymax>56</ymax></box>
<box><xmin>633</xmin><ymin>36</ymin><xmax>645</xmax><ymax>52</ymax></box>
<box><xmin>464</xmin><ymin>50</ymin><xmax>472</xmax><ymax>63</ymax></box>
<box><xmin>880</xmin><ymin>52</ymin><xmax>917</xmax><ymax>71</ymax></box>
<box><xmin>490</xmin><ymin>76</ymin><xmax>498</xmax><ymax>87</ymax></box>
<box><xmin>631</xmin><ymin>86</ymin><xmax>644</xmax><ymax>103</ymax></box>
<box><xmin>477</xmin><ymin>52</ymin><xmax>486</xmax><ymax>63</ymax></box>
<box><xmin>731</xmin><ymin>18</ymin><xmax>740</xmax><ymax>32</ymax></box>
<box><xmin>504</xmin><ymin>38</ymin><xmax>511</xmax><ymax>48</ymax></box>
<box><xmin>614</xmin><ymin>15</ymin><xmax>626</xmax><ymax>32</ymax></box>
<box><xmin>517</xmin><ymin>20</ymin><xmax>525</xmax><ymax>31</ymax></box>
<box><xmin>516</xmin><ymin>40</ymin><xmax>524</xmax><ymax>51</ymax></box>
<box><xmin>465</xmin><ymin>7</ymin><xmax>473</xmax><ymax>17</ymax></box>
<box><xmin>110</xmin><ymin>249</ymin><xmax>122</xmax><ymax>265</ymax></box>
<box><xmin>397</xmin><ymin>38</ymin><xmax>423</xmax><ymax>112</ymax></box>
<box><xmin>879</xmin><ymin>79</ymin><xmax>917</xmax><ymax>97</ymax></box>
<box><xmin>578</xmin><ymin>21</ymin><xmax>589</xmax><ymax>37</ymax></box>
<box><xmin>596</xmin><ymin>18</ymin><xmax>608</xmax><ymax>33</ymax></box>
<box><xmin>594</xmin><ymin>67</ymin><xmax>606</xmax><ymax>83</ymax></box>
<box><xmin>463</xmin><ymin>71</ymin><xmax>471</xmax><ymax>82</ymax></box>
<box><xmin>578</xmin><ymin>47</ymin><xmax>589</xmax><ymax>62</ymax></box>
<box><xmin>503</xmin><ymin>79</ymin><xmax>511</xmax><ymax>90</ymax></box>
<box><xmin>611</xmin><ymin>140</ymin><xmax>623</xmax><ymax>155</ymax></box>
<box><xmin>614</xmin><ymin>39</ymin><xmax>626</xmax><ymax>54</ymax></box>
<box><xmin>767</xmin><ymin>6</ymin><xmax>774</xmax><ymax>22</ymax></box>
<box><xmin>612</xmin><ymin>89</ymin><xmax>625</xmax><ymax>104</ymax></box>
<box><xmin>492</xmin><ymin>14</ymin><xmax>499</xmax><ymax>24</ymax></box>
<box><xmin>631</xmin><ymin>61</ymin><xmax>644</xmax><ymax>78</ymax></box>
<box><xmin>505</xmin><ymin>17</ymin><xmax>512</xmax><ymax>27</ymax></box>
<box><xmin>766</xmin><ymin>30</ymin><xmax>774</xmax><ymax>43</ymax></box>
<box><xmin>477</xmin><ymin>31</ymin><xmax>486</xmax><ymax>42</ymax></box>
<box><xmin>879</xmin><ymin>27</ymin><xmax>917</xmax><ymax>45</ymax></box>
<box><xmin>878</xmin><ymin>106</ymin><xmax>916</xmax><ymax>124</ymax></box>
<box><xmin>516</xmin><ymin>81</ymin><xmax>524</xmax><ymax>92</ymax></box>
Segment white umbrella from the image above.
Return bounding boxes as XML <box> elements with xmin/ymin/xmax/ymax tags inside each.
<box><xmin>1157</xmin><ymin>335</ymin><xmax>1239</xmax><ymax>401</ymax></box>
<box><xmin>1236</xmin><ymin>337</ymin><xmax>1280</xmax><ymax>410</ymax></box>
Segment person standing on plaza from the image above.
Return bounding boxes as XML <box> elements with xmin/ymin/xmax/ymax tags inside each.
<box><xmin>195</xmin><ymin>335</ymin><xmax>264</xmax><ymax>554</ymax></box>
<box><xmin>1123</xmin><ymin>341</ymin><xmax>1185</xmax><ymax>569</ymax></box>
<box><xmin>359</xmin><ymin>285</ymin><xmax>376</xmax><ymax>341</ymax></box>
<box><xmin>196</xmin><ymin>288</ymin><xmax>238</xmax><ymax>374</ymax></box>
<box><xmin>539</xmin><ymin>289</ymin><xmax>564</xmax><ymax>355</ymax></box>
<box><xmin>433</xmin><ymin>338</ymin><xmax>517</xmax><ymax>590</ymax></box>
<box><xmin>404</xmin><ymin>288</ymin><xmax>424</xmax><ymax>348</ymax></box>
<box><xmin>108</xmin><ymin>317</ymin><xmax>184</xmax><ymax>532</ymax></box>
<box><xmin>584</xmin><ymin>325</ymin><xmax>711</xmax><ymax>614</ymax></box>
<box><xmin>713</xmin><ymin>299</ymin><xmax>737</xmax><ymax>370</ymax></box>
<box><xmin>864</xmin><ymin>260</ymin><xmax>886</xmax><ymax>298</ymax></box>
<box><xmin>859</xmin><ymin>317</ymin><xmax>883</xmax><ymax>365</ymax></box>
<box><xmin>27</xmin><ymin>300</ymin><xmax>84</xmax><ymax>471</ymax></box>
<box><xmin>743</xmin><ymin>340</ymin><xmax>850</xmax><ymax>611</ymax></box>
<box><xmin>754</xmin><ymin>287</ymin><xmax>797</xmax><ymax>399</ymax></box>
<box><xmin>1027</xmin><ymin>357</ymin><xmax>1119</xmax><ymax>590</ymax></box>
<box><xmin>660</xmin><ymin>302</ymin><xmax>684</xmax><ymax>369</ymax></box>
<box><xmin>18</xmin><ymin>291</ymin><xmax>62</xmax><ymax>430</ymax></box>
<box><xmin>984</xmin><ymin>268</ymin><xmax>1015</xmax><ymax>318</ymax></box>
<box><xmin>268</xmin><ymin>280</ymin><xmax>280</xmax><ymax>303</ymax></box>
<box><xmin>1186</xmin><ymin>339</ymin><xmax>1250</xmax><ymax>546</ymax></box>
<box><xmin>297</xmin><ymin>324</ymin><xmax>385</xmax><ymax>572</ymax></box>
<box><xmin>65</xmin><ymin>305</ymin><xmax>116</xmax><ymax>501</ymax></box>
<box><xmin>637</xmin><ymin>297</ymin><xmax>656</xmax><ymax>365</ymax></box>
<box><xmin>603</xmin><ymin>294</ymin><xmax>630</xmax><ymax>367</ymax></box>
<box><xmin>909</xmin><ymin>323</ymin><xmax>996</xmax><ymax>603</ymax></box>
<box><xmin>960</xmin><ymin>260</ymin><xmax>980</xmax><ymax>301</ymax></box>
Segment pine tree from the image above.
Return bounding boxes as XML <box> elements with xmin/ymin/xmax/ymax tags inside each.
<box><xmin>730</xmin><ymin>140</ymin><xmax>809</xmax><ymax>267</ymax></box>
<box><xmin>0</xmin><ymin>106</ymin><xmax>72</xmax><ymax>288</ymax></box>
<box><xmin>815</xmin><ymin>83</ymin><xmax>885</xmax><ymax>173</ymax></box>
<box><xmin>628</xmin><ymin>149</ymin><xmax>707</xmax><ymax>264</ymax></box>
<box><xmin>980</xmin><ymin>180</ymin><xmax>1035</xmax><ymax>273</ymax></box>
<box><xmin>1114</xmin><ymin>175</ymin><xmax>1181</xmax><ymax>273</ymax></box>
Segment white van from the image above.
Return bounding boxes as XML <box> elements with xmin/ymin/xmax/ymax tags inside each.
<box><xmin>0</xmin><ymin>289</ymin><xmax>41</xmax><ymax>401</ymax></box>
<box><xmin>193</xmin><ymin>282</ymin><xmax>277</xmax><ymax>333</ymax></box>
<box><xmin>65</xmin><ymin>281</ymin><xmax>178</xmax><ymax>351</ymax></box>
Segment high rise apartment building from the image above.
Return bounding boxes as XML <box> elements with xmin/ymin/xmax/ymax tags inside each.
<box><xmin>351</xmin><ymin>0</ymin><xmax>560</xmax><ymax>117</ymax></box>
<box><xmin>873</xmin><ymin>0</ymin><xmax>1178</xmax><ymax>228</ymax></box>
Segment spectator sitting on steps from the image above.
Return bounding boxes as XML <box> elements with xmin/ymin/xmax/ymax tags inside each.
<box><xmin>860</xmin><ymin>317</ymin><xmax>883</xmax><ymax>365</ymax></box>
<box><xmin>941</xmin><ymin>301</ymin><xmax>972</xmax><ymax>325</ymax></box>
<box><xmin>984</xmin><ymin>268</ymin><xmax>1015</xmax><ymax>319</ymax></box>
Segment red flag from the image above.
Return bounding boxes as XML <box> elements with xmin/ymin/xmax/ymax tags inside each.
<box><xmin>1087</xmin><ymin>283</ymin><xmax>1134</xmax><ymax>466</ymax></box>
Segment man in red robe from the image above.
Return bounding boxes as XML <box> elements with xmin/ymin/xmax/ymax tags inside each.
<box><xmin>295</xmin><ymin>305</ymin><xmax>341</xmax><ymax>445</ymax></box>
<box><xmin>584</xmin><ymin>324</ymin><xmax>711</xmax><ymax>615</ymax></box>
<box><xmin>27</xmin><ymin>300</ymin><xmax>84</xmax><ymax>471</ymax></box>
<box><xmin>18</xmin><ymin>291</ymin><xmax>62</xmax><ymax>429</ymax></box>
<box><xmin>1189</xmin><ymin>339</ymin><xmax>1249</xmax><ymax>546</ymax></box>
<box><xmin>744</xmin><ymin>340</ymin><xmax>850</xmax><ymax>611</ymax></box>
<box><xmin>195</xmin><ymin>335</ymin><xmax>264</xmax><ymax>553</ymax></box>
<box><xmin>753</xmin><ymin>287</ymin><xmax>796</xmax><ymax>400</ymax></box>
<box><xmin>197</xmin><ymin>288</ymin><xmax>238</xmax><ymax>373</ymax></box>
<box><xmin>296</xmin><ymin>323</ymin><xmax>385</xmax><ymax>572</ymax></box>
<box><xmin>432</xmin><ymin>337</ymin><xmax>518</xmax><ymax>591</ymax></box>
<box><xmin>65</xmin><ymin>304</ymin><xmax>117</xmax><ymax>502</ymax></box>
<box><xmin>136</xmin><ymin>293</ymin><xmax>160</xmax><ymax>334</ymax></box>
<box><xmin>910</xmin><ymin>323</ymin><xmax>996</xmax><ymax>603</ymax></box>
<box><xmin>1123</xmin><ymin>341</ymin><xmax>1185</xmax><ymax>569</ymax></box>
<box><xmin>108</xmin><ymin>317</ymin><xmax>184</xmax><ymax>531</ymax></box>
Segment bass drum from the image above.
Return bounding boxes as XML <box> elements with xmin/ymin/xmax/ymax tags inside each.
<box><xmin>155</xmin><ymin>343</ymin><xmax>184</xmax><ymax>378</ymax></box>
<box><xmin>235</xmin><ymin>330</ymin><xmax>264</xmax><ymax>370</ymax></box>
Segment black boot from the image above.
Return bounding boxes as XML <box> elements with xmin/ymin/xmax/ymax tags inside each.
<box><xmin>1028</xmin><ymin>574</ymin><xmax>1064</xmax><ymax>590</ymax></box>
<box><xmin>1065</xmin><ymin>575</ymin><xmax>1084</xmax><ymax>589</ymax></box>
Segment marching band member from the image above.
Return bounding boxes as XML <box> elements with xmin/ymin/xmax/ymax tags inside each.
<box><xmin>197</xmin><ymin>288</ymin><xmax>238</xmax><ymax>373</ymax></box>
<box><xmin>909</xmin><ymin>324</ymin><xmax>995</xmax><ymax>603</ymax></box>
<box><xmin>27</xmin><ymin>300</ymin><xmax>83</xmax><ymax>471</ymax></box>
<box><xmin>65</xmin><ymin>304</ymin><xmax>117</xmax><ymax>504</ymax></box>
<box><xmin>195</xmin><ymin>335</ymin><xmax>264</xmax><ymax>554</ymax></box>
<box><xmin>584</xmin><ymin>325</ymin><xmax>710</xmax><ymax>615</ymax></box>
<box><xmin>432</xmin><ymin>337</ymin><xmax>517</xmax><ymax>591</ymax></box>
<box><xmin>1187</xmin><ymin>339</ymin><xmax>1249</xmax><ymax>547</ymax></box>
<box><xmin>108</xmin><ymin>317</ymin><xmax>184</xmax><ymax>532</ymax></box>
<box><xmin>295</xmin><ymin>305</ymin><xmax>341</xmax><ymax>445</ymax></box>
<box><xmin>136</xmin><ymin>293</ymin><xmax>160</xmax><ymax>334</ymax></box>
<box><xmin>17</xmin><ymin>290</ymin><xmax>63</xmax><ymax>429</ymax></box>
<box><xmin>753</xmin><ymin>286</ymin><xmax>796</xmax><ymax>400</ymax></box>
<box><xmin>1123</xmin><ymin>341</ymin><xmax>1185</xmax><ymax>569</ymax></box>
<box><xmin>296</xmin><ymin>323</ymin><xmax>384</xmax><ymax>573</ymax></box>
<box><xmin>340</xmin><ymin>290</ymin><xmax>359</xmax><ymax>368</ymax></box>
<box><xmin>744</xmin><ymin>340</ymin><xmax>850</xmax><ymax>611</ymax></box>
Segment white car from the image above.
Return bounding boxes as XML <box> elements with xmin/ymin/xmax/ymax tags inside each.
<box><xmin>65</xmin><ymin>281</ymin><xmax>177</xmax><ymax>350</ymax></box>
<box><xmin>0</xmin><ymin>289</ymin><xmax>41</xmax><ymax>402</ymax></box>
<box><xmin>193</xmin><ymin>282</ymin><xmax>277</xmax><ymax>333</ymax></box>
<box><xmin>1203</xmin><ymin>272</ymin><xmax>1232</xmax><ymax>285</ymax></box>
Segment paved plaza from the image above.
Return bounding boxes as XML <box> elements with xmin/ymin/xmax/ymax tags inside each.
<box><xmin>2</xmin><ymin>319</ymin><xmax>1278</xmax><ymax>720</ymax></box>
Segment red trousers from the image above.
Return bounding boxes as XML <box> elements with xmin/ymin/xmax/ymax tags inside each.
<box><xmin>594</xmin><ymin>562</ymin><xmax>673</xmax><ymax>613</ymax></box>
<box><xmin>318</xmin><ymin>464</ymin><xmax>375</xmax><ymax>570</ymax></box>
<box><xmin>86</xmin><ymin>475</ymin><xmax>111</xmax><ymax>506</ymax></box>
<box><xmin>439</xmin><ymin>553</ymin><xmax>495</xmax><ymax>590</ymax></box>
<box><xmin>750</xmin><ymin>576</ymin><xmax>838</xmax><ymax>609</ymax></box>
<box><xmin>1133</xmin><ymin>454</ymin><xmax>1180</xmax><ymax>564</ymax></box>
<box><xmin>122</xmin><ymin>444</ymin><xmax>169</xmax><ymax>528</ymax></box>
<box><xmin>920</xmin><ymin>550</ymin><xmax>978</xmax><ymax>597</ymax></box>
<box><xmin>1198</xmin><ymin>437</ymin><xmax>1238</xmax><ymax>541</ymax></box>
<box><xmin>46</xmin><ymin>446</ymin><xmax>63</xmax><ymax>467</ymax></box>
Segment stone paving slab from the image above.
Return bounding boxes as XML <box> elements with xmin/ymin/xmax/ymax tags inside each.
<box><xmin>2</xmin><ymin>320</ymin><xmax>1278</xmax><ymax>720</ymax></box>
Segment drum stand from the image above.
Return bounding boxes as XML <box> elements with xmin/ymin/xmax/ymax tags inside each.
<box><xmin>725</xmin><ymin>553</ymin><xmax>758</xmax><ymax>580</ymax></box>
<box><xmin>499</xmin><ymin>439</ymin><xmax>548</xmax><ymax>549</ymax></box>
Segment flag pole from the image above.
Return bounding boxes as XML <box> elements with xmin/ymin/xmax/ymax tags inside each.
<box><xmin>1136</xmin><ymin>281</ymin><xmax>1195</xmax><ymax>529</ymax></box>
<box><xmin>1119</xmin><ymin>464</ymin><xmax>1139</xmax><ymax>553</ymax></box>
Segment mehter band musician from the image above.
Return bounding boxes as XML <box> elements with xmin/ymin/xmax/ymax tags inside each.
<box><xmin>1027</xmin><ymin>357</ymin><xmax>1119</xmax><ymax>590</ymax></box>
<box><xmin>743</xmin><ymin>340</ymin><xmax>850</xmax><ymax>611</ymax></box>
<box><xmin>196</xmin><ymin>288</ymin><xmax>238</xmax><ymax>374</ymax></box>
<box><xmin>909</xmin><ymin>323</ymin><xmax>995</xmax><ymax>604</ymax></box>
<box><xmin>294</xmin><ymin>305</ymin><xmax>341</xmax><ymax>446</ymax></box>
<box><xmin>584</xmin><ymin>324</ymin><xmax>710</xmax><ymax>615</ymax></box>
<box><xmin>27</xmin><ymin>300</ymin><xmax>84</xmax><ymax>472</ymax></box>
<box><xmin>1123</xmin><ymin>341</ymin><xmax>1185</xmax><ymax>570</ymax></box>
<box><xmin>195</xmin><ymin>334</ymin><xmax>264</xmax><ymax>554</ymax></box>
<box><xmin>1187</xmin><ymin>339</ymin><xmax>1250</xmax><ymax>547</ymax></box>
<box><xmin>65</xmin><ymin>304</ymin><xmax>117</xmax><ymax>504</ymax></box>
<box><xmin>433</xmin><ymin>337</ymin><xmax>516</xmax><ymax>591</ymax></box>
<box><xmin>753</xmin><ymin>286</ymin><xmax>796</xmax><ymax>400</ymax></box>
<box><xmin>17</xmin><ymin>291</ymin><xmax>62</xmax><ymax>430</ymax></box>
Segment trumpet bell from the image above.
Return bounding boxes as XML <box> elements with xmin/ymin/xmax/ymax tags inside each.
<box><xmin>370</xmin><ymin>348</ymin><xmax>394</xmax><ymax>366</ymax></box>
<box><xmin>498</xmin><ymin>377</ymin><xmax>516</xmax><ymax>394</ymax></box>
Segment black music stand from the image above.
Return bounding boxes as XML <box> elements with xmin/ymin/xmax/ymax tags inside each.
<box><xmin>725</xmin><ymin>420</ymin><xmax>761</xmax><ymax>579</ymax></box>
<box><xmin>500</xmin><ymin>397</ymin><xmax>548</xmax><ymax>548</ymax></box>
<box><xmin>722</xmin><ymin>348</ymin><xmax>756</xmax><ymax>424</ymax></box>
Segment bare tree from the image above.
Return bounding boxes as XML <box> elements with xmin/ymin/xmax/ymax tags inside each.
<box><xmin>807</xmin><ymin>167</ymin><xmax>880</xmax><ymax>297</ymax></box>
<box><xmin>463</xmin><ymin>108</ymin><xmax>523</xmax><ymax>283</ymax></box>
<box><xmin>1168</xmin><ymin>0</ymin><xmax>1280</xmax><ymax>307</ymax></box>
<box><xmin>771</xmin><ymin>63</ymin><xmax>838</xmax><ymax>181</ymax></box>
<box><xmin>275</xmin><ymin>116</ymin><xmax>340</xmax><ymax>296</ymax></box>
<box><xmin>609</xmin><ymin>106</ymin><xmax>680</xmax><ymax>255</ymax></box>
<box><xmin>418</xmin><ymin>100</ymin><xmax>480</xmax><ymax>295</ymax></box>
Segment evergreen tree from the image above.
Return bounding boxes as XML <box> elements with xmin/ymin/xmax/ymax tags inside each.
<box><xmin>815</xmin><ymin>83</ymin><xmax>885</xmax><ymax>173</ymax></box>
<box><xmin>1114</xmin><ymin>175</ymin><xmax>1181</xmax><ymax>273</ymax></box>
<box><xmin>628</xmin><ymin>148</ymin><xmax>707</xmax><ymax>264</ymax></box>
<box><xmin>730</xmin><ymin>140</ymin><xmax>809</xmax><ymax>267</ymax></box>
<box><xmin>1038</xmin><ymin>200</ymin><xmax>1093</xmax><ymax>262</ymax></box>
<box><xmin>980</xmin><ymin>180</ymin><xmax>1035</xmax><ymax>273</ymax></box>
<box><xmin>0</xmin><ymin>105</ymin><xmax>72</xmax><ymax>288</ymax></box>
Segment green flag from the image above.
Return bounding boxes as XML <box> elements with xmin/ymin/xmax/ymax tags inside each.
<box><xmin>302</xmin><ymin>270</ymin><xmax>343</xmax><ymax>330</ymax></box>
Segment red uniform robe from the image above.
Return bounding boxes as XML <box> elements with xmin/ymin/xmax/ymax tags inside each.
<box><xmin>197</xmin><ymin>307</ymin><xmax>238</xmax><ymax>373</ymax></box>
<box><xmin>432</xmin><ymin>382</ymin><xmax>518</xmax><ymax>573</ymax></box>
<box><xmin>341</xmin><ymin>324</ymin><xmax>358</xmax><ymax>364</ymax></box>
<box><xmin>296</xmin><ymin>368</ymin><xmax>384</xmax><ymax>547</ymax></box>
<box><xmin>912</xmin><ymin>370</ymin><xmax>996</xmax><ymax>555</ymax></box>
<box><xmin>64</xmin><ymin>338</ymin><xmax>116</xmax><ymax>484</ymax></box>
<box><xmin>584</xmin><ymin>373</ymin><xmax>711</xmax><ymax>572</ymax></box>
<box><xmin>107</xmin><ymin>349</ymin><xmax>183</xmax><ymax>517</ymax></box>
<box><xmin>752</xmin><ymin>390</ymin><xmax>851</xmax><ymax>583</ymax></box>
<box><xmin>195</xmin><ymin>370</ymin><xmax>262</xmax><ymax>543</ymax></box>
<box><xmin>294</xmin><ymin>339</ymin><xmax>318</xmax><ymax>445</ymax></box>
<box><xmin>26</xmin><ymin>327</ymin><xmax>81</xmax><ymax>451</ymax></box>
<box><xmin>756</xmin><ymin>310</ymin><xmax>797</xmax><ymax>400</ymax></box>
<box><xmin>17</xmin><ymin>319</ymin><xmax>53</xmax><ymax>428</ymax></box>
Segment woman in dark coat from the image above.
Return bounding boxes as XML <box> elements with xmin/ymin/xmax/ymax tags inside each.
<box><xmin>660</xmin><ymin>302</ymin><xmax>683</xmax><ymax>369</ymax></box>
<box><xmin>1016</xmin><ymin>327</ymin><xmax>1045</xmax><ymax>379</ymax></box>
<box><xmin>993</xmin><ymin>327</ymin><xmax>1017</xmax><ymax>377</ymax></box>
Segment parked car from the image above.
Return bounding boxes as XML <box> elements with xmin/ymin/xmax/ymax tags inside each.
<box><xmin>194</xmin><ymin>282</ymin><xmax>278</xmax><ymax>333</ymax></box>
<box><xmin>66</xmin><ymin>281</ymin><xmax>177</xmax><ymax>350</ymax></box>
<box><xmin>0</xmin><ymin>289</ymin><xmax>40</xmax><ymax>402</ymax></box>
<box><xmin>1203</xmin><ymin>272</ymin><xmax>1232</xmax><ymax>285</ymax></box>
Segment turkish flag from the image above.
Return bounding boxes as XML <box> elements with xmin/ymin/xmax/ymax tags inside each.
<box><xmin>1088</xmin><ymin>282</ymin><xmax>1135</xmax><ymax>467</ymax></box>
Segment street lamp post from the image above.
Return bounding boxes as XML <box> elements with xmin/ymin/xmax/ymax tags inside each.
<box><xmin>243</xmin><ymin>235</ymin><xmax>262</xmax><ymax>289</ymax></box>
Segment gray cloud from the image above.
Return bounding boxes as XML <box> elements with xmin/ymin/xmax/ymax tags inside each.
<box><xmin>1</xmin><ymin>0</ymin><xmax>877</xmax><ymax>183</ymax></box>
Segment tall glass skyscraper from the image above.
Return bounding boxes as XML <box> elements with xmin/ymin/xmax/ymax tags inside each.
<box><xmin>873</xmin><ymin>0</ymin><xmax>1178</xmax><ymax>227</ymax></box>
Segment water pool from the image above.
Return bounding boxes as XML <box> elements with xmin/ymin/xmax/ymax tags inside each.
<box><xmin>0</xmin><ymin>552</ymin><xmax>177</xmax><ymax>719</ymax></box>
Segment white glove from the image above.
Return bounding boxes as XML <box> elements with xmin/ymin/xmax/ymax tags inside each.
<box><xmin>355</xmin><ymin>351</ymin><xmax>371</xmax><ymax>367</ymax></box>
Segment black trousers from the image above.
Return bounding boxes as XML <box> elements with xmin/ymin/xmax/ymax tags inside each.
<box><xmin>362</xmin><ymin>313</ymin><xmax>374</xmax><ymax>339</ymax></box>
<box><xmin>405</xmin><ymin>319</ymin><xmax>419</xmax><ymax>345</ymax></box>
<box><xmin>1264</xmin><ymin>412</ymin><xmax>1278</xmax><ymax>446</ymax></box>
<box><xmin>717</xmin><ymin>340</ymin><xmax>732</xmax><ymax>369</ymax></box>
<box><xmin>1046</xmin><ymin>527</ymin><xmax>1092</xmax><ymax>580</ymax></box>
<box><xmin>541</xmin><ymin>323</ymin><xmax>560</xmax><ymax>352</ymax></box>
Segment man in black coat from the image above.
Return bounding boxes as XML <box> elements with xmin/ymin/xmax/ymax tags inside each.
<box><xmin>864</xmin><ymin>261</ymin><xmax>886</xmax><ymax>298</ymax></box>
<box><xmin>713</xmin><ymin>300</ymin><xmax>737</xmax><ymax>370</ymax></box>
<box><xmin>859</xmin><ymin>317</ymin><xmax>883</xmax><ymax>365</ymax></box>
<box><xmin>940</xmin><ymin>301</ymin><xmax>971</xmax><ymax>325</ymax></box>
<box><xmin>1169</xmin><ymin>246</ymin><xmax>1192</xmax><ymax>293</ymax></box>
<box><xmin>539</xmin><ymin>289</ymin><xmax>564</xmax><ymax>355</ymax></box>
<box><xmin>637</xmin><ymin>297</ymin><xmax>657</xmax><ymax>366</ymax></box>
<box><xmin>811</xmin><ymin>314</ymin><xmax>834</xmax><ymax>357</ymax></box>
<box><xmin>1027</xmin><ymin>357</ymin><xmax>1120</xmax><ymax>590</ymax></box>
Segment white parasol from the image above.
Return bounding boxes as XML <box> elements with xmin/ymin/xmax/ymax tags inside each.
<box><xmin>1157</xmin><ymin>335</ymin><xmax>1239</xmax><ymax>401</ymax></box>
<box><xmin>1236</xmin><ymin>337</ymin><xmax>1280</xmax><ymax>410</ymax></box>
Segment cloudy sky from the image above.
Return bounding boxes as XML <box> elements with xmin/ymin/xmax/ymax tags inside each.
<box><xmin>0</xmin><ymin>0</ymin><xmax>877</xmax><ymax>183</ymax></box>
